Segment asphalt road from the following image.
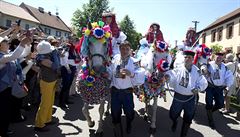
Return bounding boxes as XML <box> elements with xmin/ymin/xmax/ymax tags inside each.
<box><xmin>9</xmin><ymin>92</ymin><xmax>240</xmax><ymax>137</ymax></box>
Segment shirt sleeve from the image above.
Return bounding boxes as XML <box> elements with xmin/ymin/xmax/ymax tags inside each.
<box><xmin>224</xmin><ymin>69</ymin><xmax>234</xmax><ymax>88</ymax></box>
<box><xmin>0</xmin><ymin>45</ymin><xmax>24</xmax><ymax>64</ymax></box>
<box><xmin>196</xmin><ymin>72</ymin><xmax>208</xmax><ymax>91</ymax></box>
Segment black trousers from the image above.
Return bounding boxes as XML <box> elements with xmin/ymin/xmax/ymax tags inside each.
<box><xmin>59</xmin><ymin>65</ymin><xmax>76</xmax><ymax>105</ymax></box>
<box><xmin>0</xmin><ymin>87</ymin><xmax>11</xmax><ymax>137</ymax></box>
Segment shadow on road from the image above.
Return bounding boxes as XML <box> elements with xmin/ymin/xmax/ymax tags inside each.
<box><xmin>193</xmin><ymin>102</ymin><xmax>240</xmax><ymax>137</ymax></box>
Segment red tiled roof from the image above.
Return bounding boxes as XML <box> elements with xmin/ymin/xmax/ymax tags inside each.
<box><xmin>20</xmin><ymin>3</ymin><xmax>71</xmax><ymax>32</ymax></box>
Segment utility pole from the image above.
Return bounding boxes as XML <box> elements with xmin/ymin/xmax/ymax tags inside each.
<box><xmin>192</xmin><ymin>21</ymin><xmax>199</xmax><ymax>32</ymax></box>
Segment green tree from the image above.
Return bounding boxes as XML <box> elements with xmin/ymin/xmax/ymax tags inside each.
<box><xmin>210</xmin><ymin>44</ymin><xmax>223</xmax><ymax>54</ymax></box>
<box><xmin>71</xmin><ymin>0</ymin><xmax>110</xmax><ymax>37</ymax></box>
<box><xmin>119</xmin><ymin>15</ymin><xmax>142</xmax><ymax>50</ymax></box>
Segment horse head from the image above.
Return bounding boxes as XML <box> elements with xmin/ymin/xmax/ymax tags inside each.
<box><xmin>81</xmin><ymin>21</ymin><xmax>112</xmax><ymax>73</ymax></box>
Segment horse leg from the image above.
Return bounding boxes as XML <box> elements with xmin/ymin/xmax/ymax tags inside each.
<box><xmin>149</xmin><ymin>97</ymin><xmax>158</xmax><ymax>134</ymax></box>
<box><xmin>96</xmin><ymin>100</ymin><xmax>105</xmax><ymax>135</ymax></box>
<box><xmin>82</xmin><ymin>103</ymin><xmax>95</xmax><ymax>128</ymax></box>
<box><xmin>105</xmin><ymin>96</ymin><xmax>111</xmax><ymax>116</ymax></box>
<box><xmin>144</xmin><ymin>100</ymin><xmax>149</xmax><ymax>121</ymax></box>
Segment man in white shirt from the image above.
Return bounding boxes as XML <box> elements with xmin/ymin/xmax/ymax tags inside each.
<box><xmin>166</xmin><ymin>50</ymin><xmax>208</xmax><ymax>137</ymax></box>
<box><xmin>108</xmin><ymin>41</ymin><xmax>145</xmax><ymax>137</ymax></box>
<box><xmin>205</xmin><ymin>52</ymin><xmax>233</xmax><ymax>129</ymax></box>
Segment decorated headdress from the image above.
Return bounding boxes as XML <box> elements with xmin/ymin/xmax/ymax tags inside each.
<box><xmin>193</xmin><ymin>44</ymin><xmax>212</xmax><ymax>64</ymax></box>
<box><xmin>154</xmin><ymin>41</ymin><xmax>168</xmax><ymax>52</ymax></box>
<box><xmin>157</xmin><ymin>59</ymin><xmax>170</xmax><ymax>72</ymax></box>
<box><xmin>102</xmin><ymin>12</ymin><xmax>120</xmax><ymax>38</ymax></box>
<box><xmin>81</xmin><ymin>21</ymin><xmax>112</xmax><ymax>57</ymax></box>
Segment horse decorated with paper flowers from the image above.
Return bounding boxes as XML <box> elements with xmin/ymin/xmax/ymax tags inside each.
<box><xmin>193</xmin><ymin>44</ymin><xmax>212</xmax><ymax>74</ymax></box>
<box><xmin>135</xmin><ymin>40</ymin><xmax>172</xmax><ymax>134</ymax></box>
<box><xmin>76</xmin><ymin>21</ymin><xmax>112</xmax><ymax>136</ymax></box>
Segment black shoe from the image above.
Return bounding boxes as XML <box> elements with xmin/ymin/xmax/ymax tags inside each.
<box><xmin>171</xmin><ymin>121</ymin><xmax>178</xmax><ymax>132</ymax></box>
<box><xmin>11</xmin><ymin>115</ymin><xmax>27</xmax><ymax>123</ymax></box>
<box><xmin>7</xmin><ymin>129</ymin><xmax>14</xmax><ymax>135</ymax></box>
<box><xmin>45</xmin><ymin>118</ymin><xmax>58</xmax><ymax>125</ymax></box>
<box><xmin>34</xmin><ymin>126</ymin><xmax>49</xmax><ymax>132</ymax></box>
<box><xmin>149</xmin><ymin>127</ymin><xmax>156</xmax><ymax>134</ymax></box>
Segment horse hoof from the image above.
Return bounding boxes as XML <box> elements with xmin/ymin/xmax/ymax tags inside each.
<box><xmin>104</xmin><ymin>111</ymin><xmax>110</xmax><ymax>116</ymax></box>
<box><xmin>95</xmin><ymin>131</ymin><xmax>103</xmax><ymax>137</ymax></box>
<box><xmin>149</xmin><ymin>127</ymin><xmax>156</xmax><ymax>134</ymax></box>
<box><xmin>144</xmin><ymin>115</ymin><xmax>149</xmax><ymax>121</ymax></box>
<box><xmin>88</xmin><ymin>120</ymin><xmax>95</xmax><ymax>128</ymax></box>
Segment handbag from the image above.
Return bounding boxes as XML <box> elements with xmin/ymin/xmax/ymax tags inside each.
<box><xmin>11</xmin><ymin>80</ymin><xmax>28</xmax><ymax>98</ymax></box>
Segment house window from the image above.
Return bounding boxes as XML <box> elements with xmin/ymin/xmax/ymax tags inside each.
<box><xmin>226</xmin><ymin>22</ymin><xmax>234</xmax><ymax>39</ymax></box>
<box><xmin>56</xmin><ymin>31</ymin><xmax>61</xmax><ymax>37</ymax></box>
<box><xmin>217</xmin><ymin>27</ymin><xmax>223</xmax><ymax>41</ymax></box>
<box><xmin>65</xmin><ymin>33</ymin><xmax>69</xmax><ymax>37</ymax></box>
<box><xmin>6</xmin><ymin>20</ymin><xmax>12</xmax><ymax>27</ymax></box>
<box><xmin>211</xmin><ymin>29</ymin><xmax>216</xmax><ymax>42</ymax></box>
<box><xmin>44</xmin><ymin>28</ymin><xmax>51</xmax><ymax>35</ymax></box>
<box><xmin>25</xmin><ymin>24</ymin><xmax>29</xmax><ymax>30</ymax></box>
<box><xmin>202</xmin><ymin>33</ymin><xmax>206</xmax><ymax>44</ymax></box>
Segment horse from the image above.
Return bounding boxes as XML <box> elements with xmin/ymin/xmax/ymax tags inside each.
<box><xmin>76</xmin><ymin>21</ymin><xmax>112</xmax><ymax>136</ymax></box>
<box><xmin>135</xmin><ymin>41</ymin><xmax>171</xmax><ymax>134</ymax></box>
<box><xmin>193</xmin><ymin>44</ymin><xmax>212</xmax><ymax>74</ymax></box>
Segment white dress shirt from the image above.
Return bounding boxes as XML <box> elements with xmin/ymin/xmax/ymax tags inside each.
<box><xmin>167</xmin><ymin>65</ymin><xmax>208</xmax><ymax>95</ymax></box>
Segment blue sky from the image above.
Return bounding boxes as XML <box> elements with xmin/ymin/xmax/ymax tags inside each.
<box><xmin>4</xmin><ymin>0</ymin><xmax>240</xmax><ymax>45</ymax></box>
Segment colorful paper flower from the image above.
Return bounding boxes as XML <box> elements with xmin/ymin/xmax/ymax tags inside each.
<box><xmin>155</xmin><ymin>41</ymin><xmax>167</xmax><ymax>52</ymax></box>
<box><xmin>93</xmin><ymin>28</ymin><xmax>105</xmax><ymax>39</ymax></box>
<box><xmin>85</xmin><ymin>29</ymin><xmax>91</xmax><ymax>36</ymax></box>
<box><xmin>157</xmin><ymin>59</ymin><xmax>169</xmax><ymax>72</ymax></box>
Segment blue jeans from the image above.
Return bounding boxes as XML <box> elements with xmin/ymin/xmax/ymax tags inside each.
<box><xmin>169</xmin><ymin>92</ymin><xmax>196</xmax><ymax>123</ymax></box>
<box><xmin>111</xmin><ymin>87</ymin><xmax>135</xmax><ymax>124</ymax></box>
<box><xmin>205</xmin><ymin>86</ymin><xmax>224</xmax><ymax>110</ymax></box>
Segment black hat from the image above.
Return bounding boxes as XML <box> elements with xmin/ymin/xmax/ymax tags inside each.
<box><xmin>183</xmin><ymin>50</ymin><xmax>195</xmax><ymax>56</ymax></box>
<box><xmin>215</xmin><ymin>52</ymin><xmax>224</xmax><ymax>56</ymax></box>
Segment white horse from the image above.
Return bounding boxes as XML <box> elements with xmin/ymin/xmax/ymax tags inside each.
<box><xmin>136</xmin><ymin>41</ymin><xmax>172</xmax><ymax>134</ymax></box>
<box><xmin>76</xmin><ymin>22</ymin><xmax>112</xmax><ymax>136</ymax></box>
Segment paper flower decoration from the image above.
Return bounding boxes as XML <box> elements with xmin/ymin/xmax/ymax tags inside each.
<box><xmin>155</xmin><ymin>41</ymin><xmax>167</xmax><ymax>52</ymax></box>
<box><xmin>93</xmin><ymin>28</ymin><xmax>105</xmax><ymax>39</ymax></box>
<box><xmin>157</xmin><ymin>59</ymin><xmax>169</xmax><ymax>72</ymax></box>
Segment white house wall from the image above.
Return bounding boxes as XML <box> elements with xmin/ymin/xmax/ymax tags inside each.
<box><xmin>199</xmin><ymin>17</ymin><xmax>240</xmax><ymax>53</ymax></box>
<box><xmin>0</xmin><ymin>14</ymin><xmax>39</xmax><ymax>30</ymax></box>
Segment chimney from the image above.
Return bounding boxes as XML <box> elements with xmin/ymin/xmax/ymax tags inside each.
<box><xmin>56</xmin><ymin>12</ymin><xmax>59</xmax><ymax>16</ymax></box>
<box><xmin>48</xmin><ymin>11</ymin><xmax>51</xmax><ymax>16</ymax></box>
<box><xmin>38</xmin><ymin>7</ymin><xmax>44</xmax><ymax>13</ymax></box>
